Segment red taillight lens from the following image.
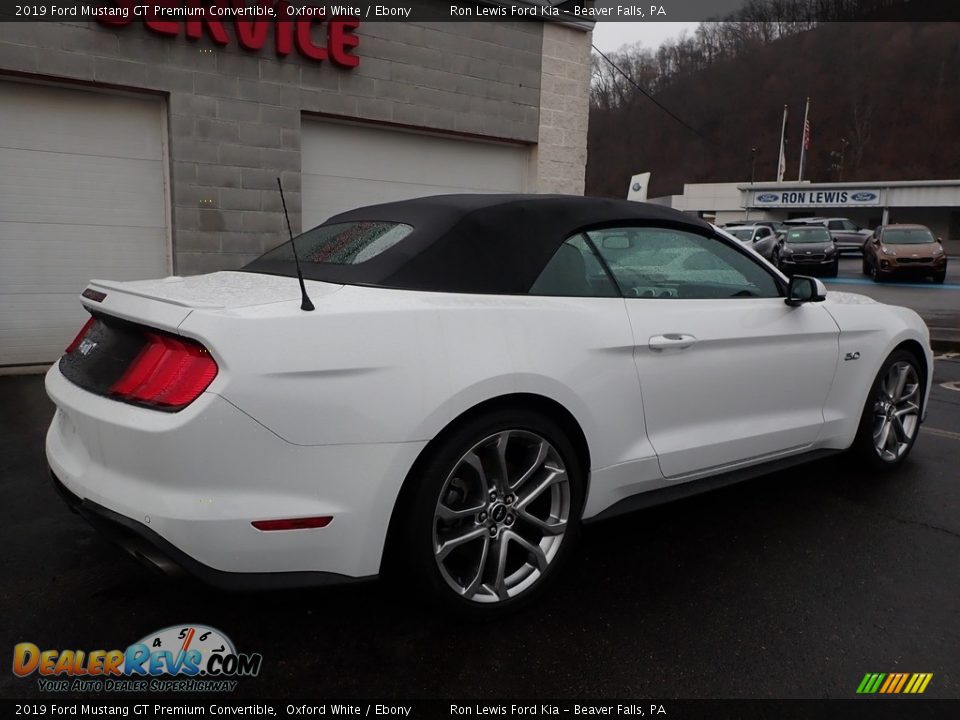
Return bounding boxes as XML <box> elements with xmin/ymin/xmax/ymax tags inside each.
<box><xmin>65</xmin><ymin>317</ymin><xmax>96</xmax><ymax>354</ymax></box>
<box><xmin>109</xmin><ymin>332</ymin><xmax>218</xmax><ymax>410</ymax></box>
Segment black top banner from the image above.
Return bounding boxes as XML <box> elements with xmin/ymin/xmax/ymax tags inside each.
<box><xmin>1</xmin><ymin>0</ymin><xmax>959</xmax><ymax>22</ymax></box>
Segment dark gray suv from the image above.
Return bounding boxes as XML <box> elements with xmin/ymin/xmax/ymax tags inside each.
<box><xmin>781</xmin><ymin>217</ymin><xmax>871</xmax><ymax>255</ymax></box>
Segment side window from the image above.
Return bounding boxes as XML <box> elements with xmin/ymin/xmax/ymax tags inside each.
<box><xmin>758</xmin><ymin>227</ymin><xmax>770</xmax><ymax>237</ymax></box>
<box><xmin>587</xmin><ymin>227</ymin><xmax>781</xmax><ymax>300</ymax></box>
<box><xmin>528</xmin><ymin>235</ymin><xmax>618</xmax><ymax>297</ymax></box>
<box><xmin>827</xmin><ymin>220</ymin><xmax>844</xmax><ymax>230</ymax></box>
<box><xmin>842</xmin><ymin>220</ymin><xmax>859</xmax><ymax>231</ymax></box>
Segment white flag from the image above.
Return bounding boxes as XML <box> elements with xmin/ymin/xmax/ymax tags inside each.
<box><xmin>777</xmin><ymin>105</ymin><xmax>788</xmax><ymax>182</ymax></box>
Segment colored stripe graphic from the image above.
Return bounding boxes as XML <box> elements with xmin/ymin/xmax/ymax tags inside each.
<box><xmin>857</xmin><ymin>672</ymin><xmax>932</xmax><ymax>694</ymax></box>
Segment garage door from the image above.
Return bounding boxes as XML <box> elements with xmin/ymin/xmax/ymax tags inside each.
<box><xmin>0</xmin><ymin>82</ymin><xmax>169</xmax><ymax>366</ymax></box>
<box><xmin>301</xmin><ymin>120</ymin><xmax>530</xmax><ymax>230</ymax></box>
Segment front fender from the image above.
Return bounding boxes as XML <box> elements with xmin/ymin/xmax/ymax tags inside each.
<box><xmin>820</xmin><ymin>297</ymin><xmax>932</xmax><ymax>448</ymax></box>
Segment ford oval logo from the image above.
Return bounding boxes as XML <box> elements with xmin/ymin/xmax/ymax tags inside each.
<box><xmin>756</xmin><ymin>193</ymin><xmax>779</xmax><ymax>203</ymax></box>
<box><xmin>851</xmin><ymin>191</ymin><xmax>877</xmax><ymax>201</ymax></box>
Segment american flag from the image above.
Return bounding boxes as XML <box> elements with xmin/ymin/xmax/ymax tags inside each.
<box><xmin>802</xmin><ymin>117</ymin><xmax>811</xmax><ymax>150</ymax></box>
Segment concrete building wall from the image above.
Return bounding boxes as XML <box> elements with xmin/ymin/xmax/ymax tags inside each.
<box><xmin>0</xmin><ymin>20</ymin><xmax>558</xmax><ymax>275</ymax></box>
<box><xmin>532</xmin><ymin>23</ymin><xmax>590</xmax><ymax>194</ymax></box>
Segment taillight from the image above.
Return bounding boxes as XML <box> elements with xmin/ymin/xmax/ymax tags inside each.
<box><xmin>65</xmin><ymin>317</ymin><xmax>96</xmax><ymax>354</ymax></box>
<box><xmin>109</xmin><ymin>332</ymin><xmax>218</xmax><ymax>410</ymax></box>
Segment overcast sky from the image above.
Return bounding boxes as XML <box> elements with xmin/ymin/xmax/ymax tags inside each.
<box><xmin>591</xmin><ymin>22</ymin><xmax>701</xmax><ymax>53</ymax></box>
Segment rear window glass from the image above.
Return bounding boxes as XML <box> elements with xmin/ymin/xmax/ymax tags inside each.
<box><xmin>257</xmin><ymin>222</ymin><xmax>413</xmax><ymax>265</ymax></box>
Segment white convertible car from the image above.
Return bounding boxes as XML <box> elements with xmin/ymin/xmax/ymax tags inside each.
<box><xmin>46</xmin><ymin>194</ymin><xmax>932</xmax><ymax>615</ymax></box>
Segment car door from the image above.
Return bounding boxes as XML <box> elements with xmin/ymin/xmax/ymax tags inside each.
<box><xmin>587</xmin><ymin>225</ymin><xmax>841</xmax><ymax>479</ymax></box>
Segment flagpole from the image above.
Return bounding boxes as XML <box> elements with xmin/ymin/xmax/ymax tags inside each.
<box><xmin>798</xmin><ymin>97</ymin><xmax>810</xmax><ymax>181</ymax></box>
<box><xmin>777</xmin><ymin>104</ymin><xmax>788</xmax><ymax>182</ymax></box>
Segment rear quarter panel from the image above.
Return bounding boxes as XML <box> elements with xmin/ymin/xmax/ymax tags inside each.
<box><xmin>178</xmin><ymin>285</ymin><xmax>655</xmax><ymax>474</ymax></box>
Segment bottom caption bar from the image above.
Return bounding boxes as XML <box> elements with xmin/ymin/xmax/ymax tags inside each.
<box><xmin>4</xmin><ymin>700</ymin><xmax>958</xmax><ymax>719</ymax></box>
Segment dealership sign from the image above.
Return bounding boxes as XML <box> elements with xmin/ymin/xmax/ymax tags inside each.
<box><xmin>751</xmin><ymin>189</ymin><xmax>880</xmax><ymax>207</ymax></box>
<box><xmin>95</xmin><ymin>1</ymin><xmax>360</xmax><ymax>67</ymax></box>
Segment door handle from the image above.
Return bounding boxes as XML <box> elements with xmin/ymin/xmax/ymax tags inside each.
<box><xmin>648</xmin><ymin>333</ymin><xmax>697</xmax><ymax>351</ymax></box>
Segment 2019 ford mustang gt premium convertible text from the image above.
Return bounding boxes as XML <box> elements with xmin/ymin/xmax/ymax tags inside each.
<box><xmin>46</xmin><ymin>194</ymin><xmax>932</xmax><ymax>616</ymax></box>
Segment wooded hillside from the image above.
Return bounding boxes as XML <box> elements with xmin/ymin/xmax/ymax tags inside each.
<box><xmin>586</xmin><ymin>20</ymin><xmax>960</xmax><ymax>199</ymax></box>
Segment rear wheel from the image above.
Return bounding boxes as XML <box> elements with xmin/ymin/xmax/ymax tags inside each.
<box><xmin>398</xmin><ymin>408</ymin><xmax>583</xmax><ymax>617</ymax></box>
<box><xmin>850</xmin><ymin>350</ymin><xmax>923</xmax><ymax>470</ymax></box>
<box><xmin>932</xmin><ymin>271</ymin><xmax>946</xmax><ymax>284</ymax></box>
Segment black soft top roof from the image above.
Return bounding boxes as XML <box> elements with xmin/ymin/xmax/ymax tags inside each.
<box><xmin>243</xmin><ymin>193</ymin><xmax>714</xmax><ymax>294</ymax></box>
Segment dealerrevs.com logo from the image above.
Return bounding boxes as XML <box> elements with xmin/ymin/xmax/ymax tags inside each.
<box><xmin>13</xmin><ymin>624</ymin><xmax>262</xmax><ymax>693</ymax></box>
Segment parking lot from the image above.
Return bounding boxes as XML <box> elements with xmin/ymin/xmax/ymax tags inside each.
<box><xmin>824</xmin><ymin>257</ymin><xmax>960</xmax><ymax>348</ymax></box>
<box><xmin>2</xmin><ymin>325</ymin><xmax>958</xmax><ymax>699</ymax></box>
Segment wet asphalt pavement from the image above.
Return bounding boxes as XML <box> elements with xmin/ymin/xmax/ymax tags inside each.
<box><xmin>2</xmin><ymin>357</ymin><xmax>959</xmax><ymax>700</ymax></box>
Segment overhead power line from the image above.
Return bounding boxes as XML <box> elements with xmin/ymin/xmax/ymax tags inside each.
<box><xmin>591</xmin><ymin>44</ymin><xmax>706</xmax><ymax>141</ymax></box>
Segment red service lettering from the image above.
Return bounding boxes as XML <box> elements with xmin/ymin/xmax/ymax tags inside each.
<box><xmin>94</xmin><ymin>1</ymin><xmax>360</xmax><ymax>67</ymax></box>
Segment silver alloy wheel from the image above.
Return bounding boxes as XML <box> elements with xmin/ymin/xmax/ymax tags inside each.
<box><xmin>432</xmin><ymin>430</ymin><xmax>570</xmax><ymax>603</ymax></box>
<box><xmin>872</xmin><ymin>361</ymin><xmax>920</xmax><ymax>462</ymax></box>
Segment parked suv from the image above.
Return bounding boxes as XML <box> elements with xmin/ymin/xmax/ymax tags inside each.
<box><xmin>725</xmin><ymin>225</ymin><xmax>778</xmax><ymax>260</ymax></box>
<box><xmin>773</xmin><ymin>226</ymin><xmax>839</xmax><ymax>276</ymax></box>
<box><xmin>782</xmin><ymin>217</ymin><xmax>871</xmax><ymax>255</ymax></box>
<box><xmin>862</xmin><ymin>224</ymin><xmax>947</xmax><ymax>283</ymax></box>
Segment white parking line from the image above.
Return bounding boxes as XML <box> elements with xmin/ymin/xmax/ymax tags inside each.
<box><xmin>923</xmin><ymin>426</ymin><xmax>960</xmax><ymax>441</ymax></box>
<box><xmin>939</xmin><ymin>381</ymin><xmax>960</xmax><ymax>393</ymax></box>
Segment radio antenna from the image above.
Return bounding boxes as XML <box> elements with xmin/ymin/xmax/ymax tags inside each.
<box><xmin>277</xmin><ymin>177</ymin><xmax>314</xmax><ymax>312</ymax></box>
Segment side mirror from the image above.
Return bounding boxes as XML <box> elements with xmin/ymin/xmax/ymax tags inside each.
<box><xmin>936</xmin><ymin>236</ymin><xmax>943</xmax><ymax>243</ymax></box>
<box><xmin>785</xmin><ymin>275</ymin><xmax>827</xmax><ymax>307</ymax></box>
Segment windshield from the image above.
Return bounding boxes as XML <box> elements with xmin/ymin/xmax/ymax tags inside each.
<box><xmin>786</xmin><ymin>228</ymin><xmax>831</xmax><ymax>243</ymax></box>
<box><xmin>256</xmin><ymin>221</ymin><xmax>414</xmax><ymax>265</ymax></box>
<box><xmin>883</xmin><ymin>228</ymin><xmax>935</xmax><ymax>245</ymax></box>
<box><xmin>729</xmin><ymin>229</ymin><xmax>754</xmax><ymax>241</ymax></box>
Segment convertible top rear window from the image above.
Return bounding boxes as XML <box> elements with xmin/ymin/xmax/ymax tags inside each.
<box><xmin>242</xmin><ymin>194</ymin><xmax>716</xmax><ymax>294</ymax></box>
<box><xmin>258</xmin><ymin>222</ymin><xmax>413</xmax><ymax>265</ymax></box>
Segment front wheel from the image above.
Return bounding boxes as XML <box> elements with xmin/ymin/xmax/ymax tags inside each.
<box><xmin>932</xmin><ymin>271</ymin><xmax>945</xmax><ymax>284</ymax></box>
<box><xmin>850</xmin><ymin>350</ymin><xmax>923</xmax><ymax>470</ymax></box>
<box><xmin>827</xmin><ymin>259</ymin><xmax>839</xmax><ymax>278</ymax></box>
<box><xmin>862</xmin><ymin>257</ymin><xmax>870</xmax><ymax>275</ymax></box>
<box><xmin>398</xmin><ymin>409</ymin><xmax>583</xmax><ymax>617</ymax></box>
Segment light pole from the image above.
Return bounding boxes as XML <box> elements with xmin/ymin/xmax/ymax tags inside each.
<box><xmin>745</xmin><ymin>147</ymin><xmax>757</xmax><ymax>221</ymax></box>
<box><xmin>830</xmin><ymin>138</ymin><xmax>849</xmax><ymax>182</ymax></box>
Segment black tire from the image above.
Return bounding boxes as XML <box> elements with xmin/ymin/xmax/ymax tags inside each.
<box><xmin>849</xmin><ymin>349</ymin><xmax>923</xmax><ymax>470</ymax></box>
<box><xmin>861</xmin><ymin>257</ymin><xmax>870</xmax><ymax>275</ymax></box>
<box><xmin>395</xmin><ymin>407</ymin><xmax>584</xmax><ymax>618</ymax></box>
<box><xmin>871</xmin><ymin>263</ymin><xmax>885</xmax><ymax>282</ymax></box>
<box><xmin>932</xmin><ymin>271</ymin><xmax>945</xmax><ymax>284</ymax></box>
<box><xmin>827</xmin><ymin>259</ymin><xmax>839</xmax><ymax>278</ymax></box>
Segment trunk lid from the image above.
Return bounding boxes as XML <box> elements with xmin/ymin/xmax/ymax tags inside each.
<box><xmin>60</xmin><ymin>271</ymin><xmax>342</xmax><ymax>409</ymax></box>
<box><xmin>82</xmin><ymin>271</ymin><xmax>340</xmax><ymax>331</ymax></box>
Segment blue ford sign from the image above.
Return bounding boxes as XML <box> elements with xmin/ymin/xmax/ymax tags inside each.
<box><xmin>751</xmin><ymin>188</ymin><xmax>880</xmax><ymax>207</ymax></box>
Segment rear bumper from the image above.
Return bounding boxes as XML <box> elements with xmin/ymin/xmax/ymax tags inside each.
<box><xmin>834</xmin><ymin>243</ymin><xmax>865</xmax><ymax>254</ymax></box>
<box><xmin>45</xmin><ymin>363</ymin><xmax>426</xmax><ymax>583</ymax></box>
<box><xmin>50</xmin><ymin>470</ymin><xmax>367</xmax><ymax>590</ymax></box>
